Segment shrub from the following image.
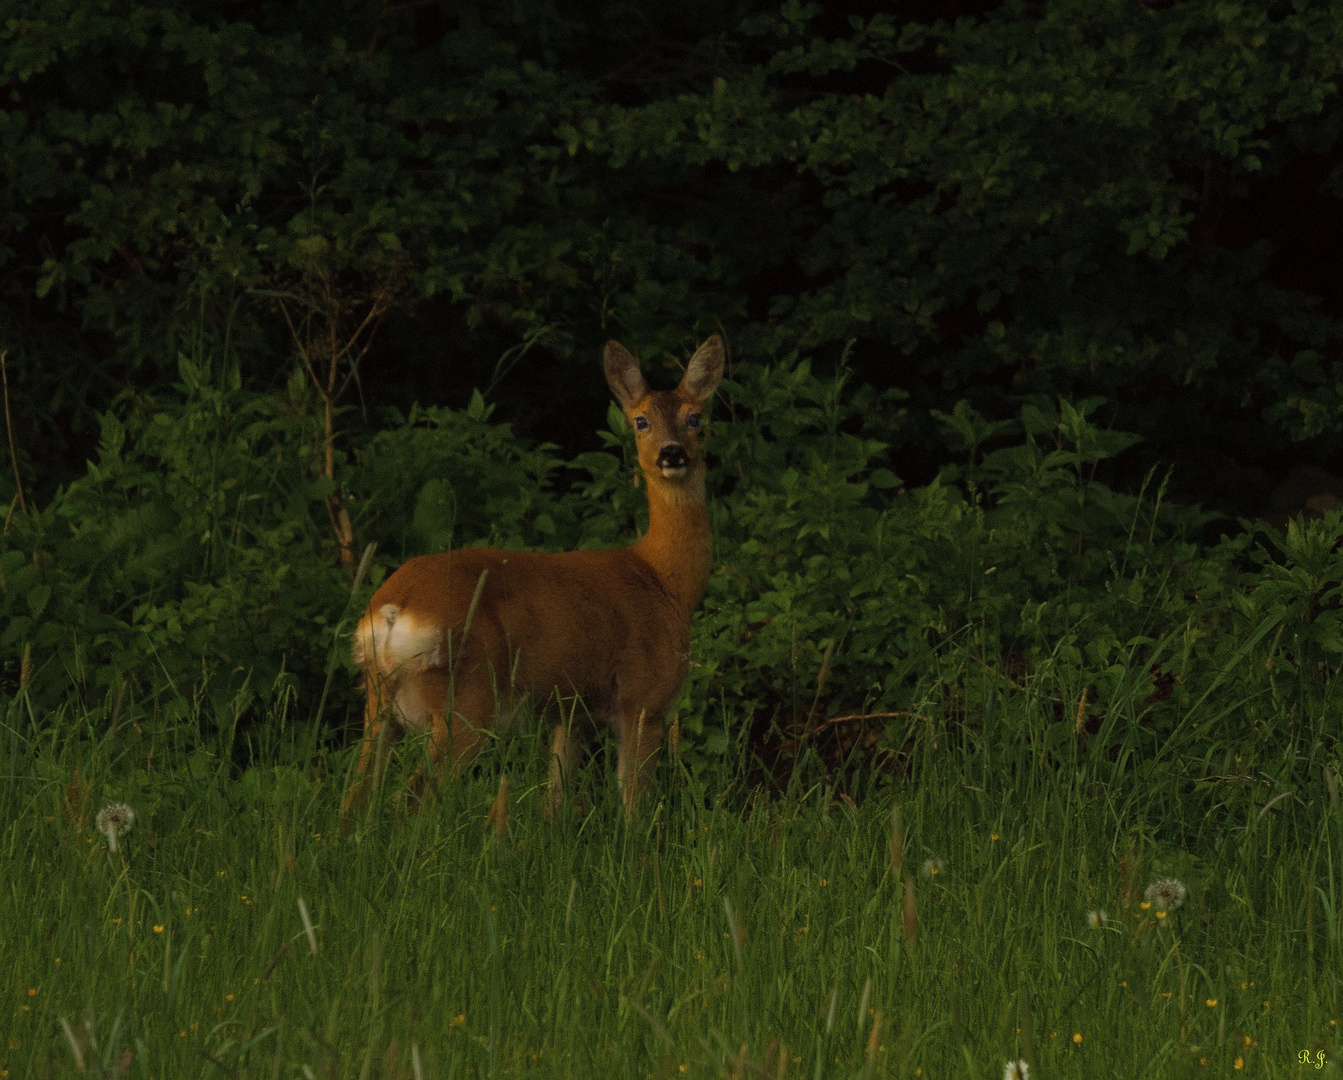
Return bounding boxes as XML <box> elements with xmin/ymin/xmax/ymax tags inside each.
<box><xmin>2</xmin><ymin>344</ymin><xmax>1341</xmax><ymax>799</ymax></box>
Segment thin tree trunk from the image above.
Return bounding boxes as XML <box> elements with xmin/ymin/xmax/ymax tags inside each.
<box><xmin>322</xmin><ymin>355</ymin><xmax>355</xmax><ymax>565</ymax></box>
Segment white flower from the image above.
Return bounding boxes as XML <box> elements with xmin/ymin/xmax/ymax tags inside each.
<box><xmin>95</xmin><ymin>802</ymin><xmax>135</xmax><ymax>853</ymax></box>
<box><xmin>1086</xmin><ymin>909</ymin><xmax>1108</xmax><ymax>929</ymax></box>
<box><xmin>921</xmin><ymin>857</ymin><xmax>946</xmax><ymax>878</ymax></box>
<box><xmin>1004</xmin><ymin>1061</ymin><xmax>1030</xmax><ymax>1080</ymax></box>
<box><xmin>1143</xmin><ymin>877</ymin><xmax>1187</xmax><ymax>913</ymax></box>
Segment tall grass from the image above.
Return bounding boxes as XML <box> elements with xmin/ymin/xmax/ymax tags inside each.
<box><xmin>2</xmin><ymin>672</ymin><xmax>1338</xmax><ymax>1079</ymax></box>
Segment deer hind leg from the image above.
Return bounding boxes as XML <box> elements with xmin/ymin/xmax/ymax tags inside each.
<box><xmin>544</xmin><ymin>707</ymin><xmax>587</xmax><ymax>823</ymax></box>
<box><xmin>404</xmin><ymin>666</ymin><xmax>461</xmax><ymax>811</ymax></box>
<box><xmin>341</xmin><ymin>670</ymin><xmax>404</xmax><ymax>832</ymax></box>
<box><xmin>405</xmin><ymin>705</ymin><xmax>447</xmax><ymax>812</ymax></box>
<box><xmin>616</xmin><ymin>705</ymin><xmax>664</xmax><ymax>818</ymax></box>
<box><xmin>403</xmin><ymin>662</ymin><xmax>504</xmax><ymax>812</ymax></box>
<box><xmin>450</xmin><ymin>678</ymin><xmax>497</xmax><ymax>767</ymax></box>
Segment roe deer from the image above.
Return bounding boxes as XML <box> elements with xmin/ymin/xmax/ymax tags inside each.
<box><xmin>342</xmin><ymin>334</ymin><xmax>725</xmax><ymax>827</ymax></box>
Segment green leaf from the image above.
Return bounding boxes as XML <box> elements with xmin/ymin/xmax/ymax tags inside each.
<box><xmin>26</xmin><ymin>585</ymin><xmax>51</xmax><ymax>618</ymax></box>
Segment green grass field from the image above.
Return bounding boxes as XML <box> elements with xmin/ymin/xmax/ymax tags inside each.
<box><xmin>2</xmin><ymin>690</ymin><xmax>1339</xmax><ymax>1079</ymax></box>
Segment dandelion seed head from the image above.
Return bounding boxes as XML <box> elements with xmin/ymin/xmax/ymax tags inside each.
<box><xmin>95</xmin><ymin>802</ymin><xmax>135</xmax><ymax>851</ymax></box>
<box><xmin>1143</xmin><ymin>876</ymin><xmax>1187</xmax><ymax>913</ymax></box>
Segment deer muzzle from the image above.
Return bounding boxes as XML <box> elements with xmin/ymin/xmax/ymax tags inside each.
<box><xmin>656</xmin><ymin>444</ymin><xmax>690</xmax><ymax>478</ymax></box>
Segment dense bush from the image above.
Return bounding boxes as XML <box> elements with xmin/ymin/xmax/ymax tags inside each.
<box><xmin>3</xmin><ymin>340</ymin><xmax>1342</xmax><ymax>798</ymax></box>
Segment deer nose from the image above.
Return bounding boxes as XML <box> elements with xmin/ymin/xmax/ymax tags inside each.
<box><xmin>656</xmin><ymin>444</ymin><xmax>690</xmax><ymax>473</ymax></box>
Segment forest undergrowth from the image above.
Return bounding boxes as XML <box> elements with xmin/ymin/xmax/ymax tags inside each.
<box><xmin>2</xmin><ymin>352</ymin><xmax>1343</xmax><ymax>1076</ymax></box>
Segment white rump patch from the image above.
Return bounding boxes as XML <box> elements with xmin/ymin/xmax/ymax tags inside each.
<box><xmin>352</xmin><ymin>603</ymin><xmax>443</xmax><ymax>675</ymax></box>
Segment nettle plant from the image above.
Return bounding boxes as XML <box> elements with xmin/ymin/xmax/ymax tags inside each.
<box><xmin>2</xmin><ymin>338</ymin><xmax>1342</xmax><ymax>801</ymax></box>
<box><xmin>669</xmin><ymin>363</ymin><xmax>1289</xmax><ymax>786</ymax></box>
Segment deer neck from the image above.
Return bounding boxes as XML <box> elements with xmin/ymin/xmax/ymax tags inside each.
<box><xmin>632</xmin><ymin>468</ymin><xmax>713</xmax><ymax>613</ymax></box>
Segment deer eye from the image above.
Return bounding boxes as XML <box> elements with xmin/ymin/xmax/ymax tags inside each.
<box><xmin>686</xmin><ymin>412</ymin><xmax>702</xmax><ymax>430</ymax></box>
<box><xmin>635</xmin><ymin>416</ymin><xmax>651</xmax><ymax>431</ymax></box>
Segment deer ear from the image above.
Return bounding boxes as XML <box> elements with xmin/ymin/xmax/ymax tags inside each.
<box><xmin>682</xmin><ymin>335</ymin><xmax>725</xmax><ymax>400</ymax></box>
<box><xmin>604</xmin><ymin>341</ymin><xmax>647</xmax><ymax>407</ymax></box>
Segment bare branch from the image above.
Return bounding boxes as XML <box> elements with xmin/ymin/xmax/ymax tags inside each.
<box><xmin>277</xmin><ymin>299</ymin><xmax>321</xmax><ymax>390</ymax></box>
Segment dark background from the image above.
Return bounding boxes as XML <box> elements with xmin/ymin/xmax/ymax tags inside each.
<box><xmin>4</xmin><ymin>0</ymin><xmax>1343</xmax><ymax>522</ymax></box>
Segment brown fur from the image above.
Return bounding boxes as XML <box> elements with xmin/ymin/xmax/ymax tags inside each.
<box><xmin>341</xmin><ymin>335</ymin><xmax>725</xmax><ymax>826</ymax></box>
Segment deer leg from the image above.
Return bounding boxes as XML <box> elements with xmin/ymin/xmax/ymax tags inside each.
<box><xmin>341</xmin><ymin>673</ymin><xmax>402</xmax><ymax>832</ymax></box>
<box><xmin>405</xmin><ymin>708</ymin><xmax>450</xmax><ymax>812</ymax></box>
<box><xmin>545</xmin><ymin>719</ymin><xmax>586</xmax><ymax>823</ymax></box>
<box><xmin>398</xmin><ymin>667</ymin><xmax>461</xmax><ymax>813</ymax></box>
<box><xmin>616</xmin><ymin>706</ymin><xmax>663</xmax><ymax>818</ymax></box>
<box><xmin>447</xmin><ymin>676</ymin><xmax>496</xmax><ymax>774</ymax></box>
<box><xmin>399</xmin><ymin>665</ymin><xmax>498</xmax><ymax>811</ymax></box>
